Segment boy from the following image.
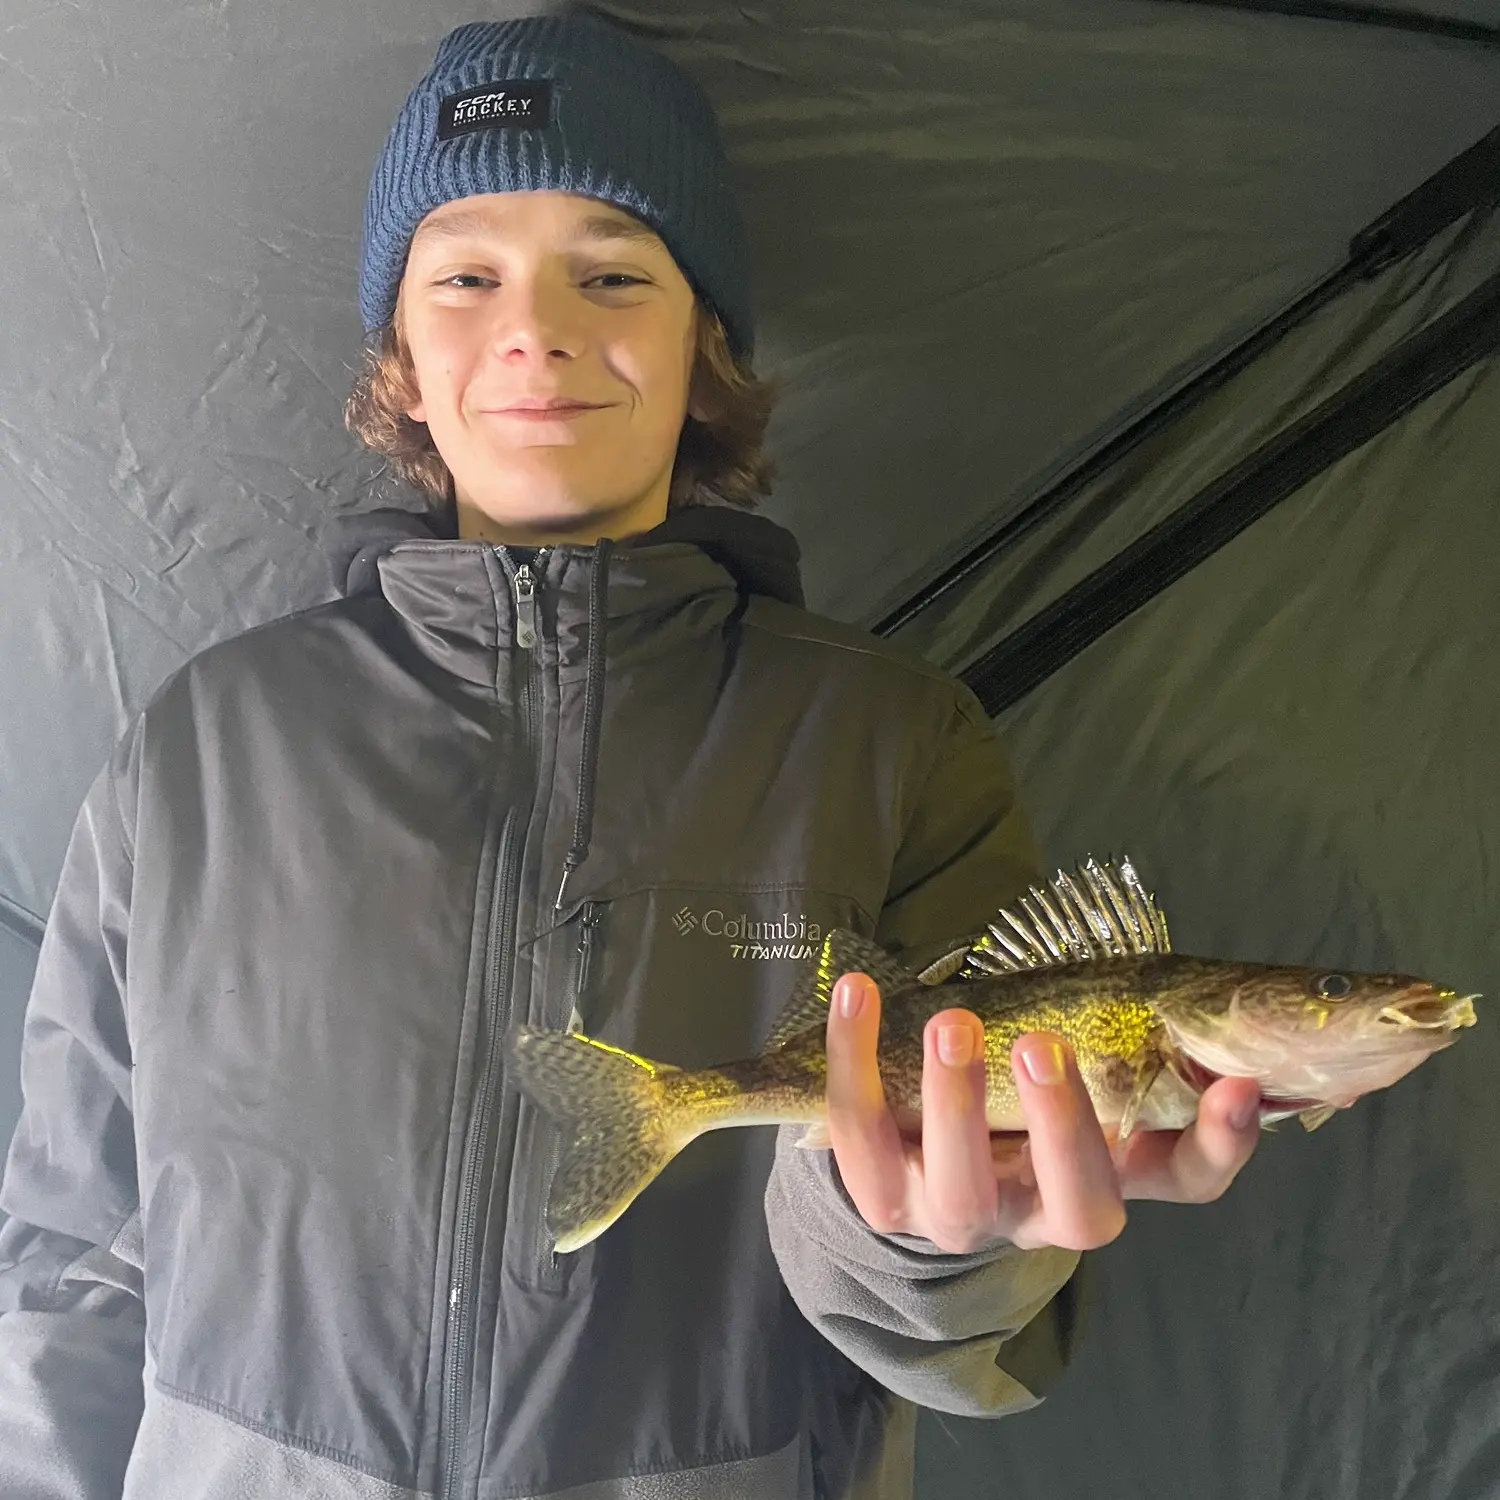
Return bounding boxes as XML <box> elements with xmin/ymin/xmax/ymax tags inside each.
<box><xmin>0</xmin><ymin>11</ymin><xmax>1260</xmax><ymax>1499</ymax></box>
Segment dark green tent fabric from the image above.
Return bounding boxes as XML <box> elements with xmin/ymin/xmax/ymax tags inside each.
<box><xmin>898</xmin><ymin>196</ymin><xmax>1500</xmax><ymax>1500</ymax></box>
<box><xmin>2</xmin><ymin>3</ymin><xmax>1498</xmax><ymax>1496</ymax></box>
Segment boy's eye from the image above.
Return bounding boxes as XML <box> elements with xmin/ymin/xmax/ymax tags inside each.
<box><xmin>437</xmin><ymin>273</ymin><xmax>645</xmax><ymax>290</ymax></box>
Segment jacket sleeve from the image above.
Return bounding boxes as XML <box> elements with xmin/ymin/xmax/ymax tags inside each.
<box><xmin>0</xmin><ymin>723</ymin><xmax>147</xmax><ymax>1498</ymax></box>
<box><xmin>765</xmin><ymin>683</ymin><xmax>1088</xmax><ymax>1416</ymax></box>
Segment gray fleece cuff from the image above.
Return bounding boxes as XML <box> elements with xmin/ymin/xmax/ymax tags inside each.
<box><xmin>763</xmin><ymin>1123</ymin><xmax>1081</xmax><ymax>1416</ymax></box>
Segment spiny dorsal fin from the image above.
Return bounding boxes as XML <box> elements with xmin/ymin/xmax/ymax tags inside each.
<box><xmin>957</xmin><ymin>856</ymin><xmax>1171</xmax><ymax>978</ymax></box>
<box><xmin>763</xmin><ymin>929</ymin><xmax>915</xmax><ymax>1051</ymax></box>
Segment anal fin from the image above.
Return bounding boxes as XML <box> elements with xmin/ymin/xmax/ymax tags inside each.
<box><xmin>1299</xmin><ymin>1105</ymin><xmax>1338</xmax><ymax>1133</ymax></box>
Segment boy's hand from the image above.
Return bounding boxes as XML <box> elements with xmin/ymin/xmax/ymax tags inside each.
<box><xmin>824</xmin><ymin>972</ymin><xmax>1261</xmax><ymax>1254</ymax></box>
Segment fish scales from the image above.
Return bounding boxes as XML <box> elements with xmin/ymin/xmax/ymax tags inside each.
<box><xmin>755</xmin><ymin>959</ymin><xmax>1183</xmax><ymax>1134</ymax></box>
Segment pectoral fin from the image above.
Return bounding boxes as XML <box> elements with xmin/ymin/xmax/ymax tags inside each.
<box><xmin>1117</xmin><ymin>1046</ymin><xmax>1165</xmax><ymax>1142</ymax></box>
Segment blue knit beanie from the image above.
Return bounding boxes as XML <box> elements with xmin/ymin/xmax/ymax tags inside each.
<box><xmin>358</xmin><ymin>11</ymin><xmax>754</xmax><ymax>360</ymax></box>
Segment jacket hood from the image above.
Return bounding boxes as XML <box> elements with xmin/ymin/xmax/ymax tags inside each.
<box><xmin>322</xmin><ymin>500</ymin><xmax>806</xmax><ymax>609</ymax></box>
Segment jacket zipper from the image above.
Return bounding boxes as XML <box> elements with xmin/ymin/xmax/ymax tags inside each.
<box><xmin>512</xmin><ymin>561</ymin><xmax>538</xmax><ymax>649</ymax></box>
<box><xmin>438</xmin><ymin>547</ymin><xmax>547</xmax><ymax>1500</ymax></box>
<box><xmin>533</xmin><ymin>898</ymin><xmax>601</xmax><ymax>1284</ymax></box>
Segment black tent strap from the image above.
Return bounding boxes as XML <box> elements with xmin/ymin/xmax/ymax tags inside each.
<box><xmin>1156</xmin><ymin>0</ymin><xmax>1500</xmax><ymax>46</ymax></box>
<box><xmin>1355</xmin><ymin>127</ymin><xmax>1500</xmax><ymax>274</ymax></box>
<box><xmin>873</xmin><ymin>124</ymin><xmax>1500</xmax><ymax>639</ymax></box>
<box><xmin>963</xmin><ymin>271</ymin><xmax>1500</xmax><ymax>717</ymax></box>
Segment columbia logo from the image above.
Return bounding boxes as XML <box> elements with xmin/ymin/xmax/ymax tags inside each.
<box><xmin>673</xmin><ymin>908</ymin><xmax>699</xmax><ymax>935</ymax></box>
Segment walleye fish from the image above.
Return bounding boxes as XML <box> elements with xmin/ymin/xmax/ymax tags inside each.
<box><xmin>507</xmin><ymin>857</ymin><xmax>1477</xmax><ymax>1253</ymax></box>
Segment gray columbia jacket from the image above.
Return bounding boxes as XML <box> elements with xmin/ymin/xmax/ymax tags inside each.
<box><xmin>0</xmin><ymin>503</ymin><xmax>1083</xmax><ymax>1500</ymax></box>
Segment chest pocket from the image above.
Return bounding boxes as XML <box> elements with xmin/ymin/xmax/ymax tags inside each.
<box><xmin>505</xmin><ymin>881</ymin><xmax>871</xmax><ymax>1293</ymax></box>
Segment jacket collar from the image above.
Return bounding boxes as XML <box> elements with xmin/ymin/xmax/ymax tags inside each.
<box><xmin>322</xmin><ymin>503</ymin><xmax>805</xmax><ymax>683</ymax></box>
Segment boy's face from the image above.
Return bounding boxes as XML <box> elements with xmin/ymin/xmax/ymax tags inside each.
<box><xmin>400</xmin><ymin>191</ymin><xmax>702</xmax><ymax>545</ymax></box>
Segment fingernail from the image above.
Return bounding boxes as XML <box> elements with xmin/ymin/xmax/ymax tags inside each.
<box><xmin>837</xmin><ymin>975</ymin><xmax>867</xmax><ymax>1020</ymax></box>
<box><xmin>937</xmin><ymin>1023</ymin><xmax>973</xmax><ymax>1067</ymax></box>
<box><xmin>1020</xmin><ymin>1040</ymin><xmax>1066</xmax><ymax>1086</ymax></box>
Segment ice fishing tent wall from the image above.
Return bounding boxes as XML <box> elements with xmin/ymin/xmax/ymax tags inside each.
<box><xmin>3</xmin><ymin>3</ymin><xmax>1498</xmax><ymax>1497</ymax></box>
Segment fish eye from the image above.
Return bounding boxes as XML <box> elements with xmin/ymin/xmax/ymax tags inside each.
<box><xmin>1315</xmin><ymin>973</ymin><xmax>1353</xmax><ymax>1000</ymax></box>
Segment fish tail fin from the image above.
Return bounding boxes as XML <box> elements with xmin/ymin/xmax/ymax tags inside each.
<box><xmin>506</xmin><ymin>1026</ymin><xmax>692</xmax><ymax>1254</ymax></box>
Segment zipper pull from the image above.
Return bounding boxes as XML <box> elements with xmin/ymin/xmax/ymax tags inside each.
<box><xmin>513</xmin><ymin>565</ymin><xmax>537</xmax><ymax>649</ymax></box>
<box><xmin>576</xmin><ymin>901</ymin><xmax>601</xmax><ymax>979</ymax></box>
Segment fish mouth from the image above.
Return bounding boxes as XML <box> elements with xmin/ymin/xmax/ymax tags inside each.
<box><xmin>1378</xmin><ymin>991</ymin><xmax>1479</xmax><ymax>1031</ymax></box>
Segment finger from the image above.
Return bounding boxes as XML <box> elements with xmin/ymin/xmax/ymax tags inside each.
<box><xmin>1121</xmin><ymin>1075</ymin><xmax>1260</xmax><ymax>1203</ymax></box>
<box><xmin>986</xmin><ymin>1137</ymin><xmax>1063</xmax><ymax>1249</ymax></box>
<box><xmin>991</xmin><ymin>1177</ymin><xmax>1053</xmax><ymax>1251</ymax></box>
<box><xmin>916</xmin><ymin>1010</ymin><xmax>999</xmax><ymax>1252</ymax></box>
<box><xmin>1011</xmin><ymin>1032</ymin><xmax>1126</xmax><ymax>1251</ymax></box>
<box><xmin>825</xmin><ymin>973</ymin><xmax>911</xmax><ymax>1234</ymax></box>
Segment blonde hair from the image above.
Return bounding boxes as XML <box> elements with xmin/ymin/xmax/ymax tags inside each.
<box><xmin>344</xmin><ymin>285</ymin><xmax>779</xmax><ymax>511</ymax></box>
